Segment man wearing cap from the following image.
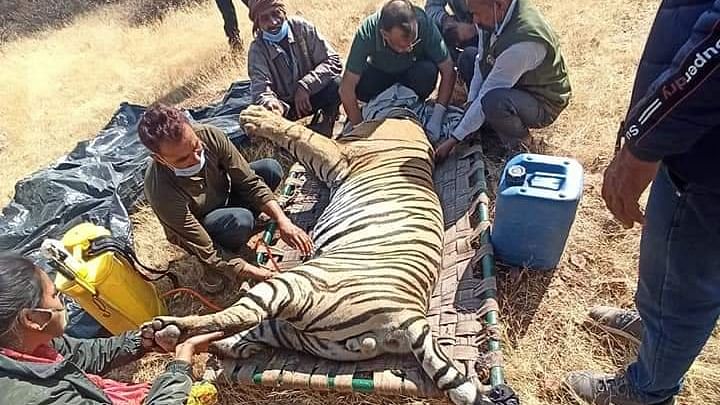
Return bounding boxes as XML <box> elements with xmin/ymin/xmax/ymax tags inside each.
<box><xmin>247</xmin><ymin>0</ymin><xmax>343</xmax><ymax>136</ymax></box>
<box><xmin>339</xmin><ymin>0</ymin><xmax>456</xmax><ymax>140</ymax></box>
<box><xmin>434</xmin><ymin>0</ymin><xmax>571</xmax><ymax>162</ymax></box>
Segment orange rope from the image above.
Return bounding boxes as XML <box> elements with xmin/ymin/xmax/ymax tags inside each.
<box><xmin>161</xmin><ymin>288</ymin><xmax>223</xmax><ymax>312</ymax></box>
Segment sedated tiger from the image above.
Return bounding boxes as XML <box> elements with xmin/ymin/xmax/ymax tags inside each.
<box><xmin>144</xmin><ymin>105</ymin><xmax>492</xmax><ymax>405</ymax></box>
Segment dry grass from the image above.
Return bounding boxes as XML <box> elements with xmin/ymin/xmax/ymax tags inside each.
<box><xmin>3</xmin><ymin>0</ymin><xmax>719</xmax><ymax>404</ymax></box>
<box><xmin>0</xmin><ymin>0</ymin><xmax>244</xmax><ymax>204</ymax></box>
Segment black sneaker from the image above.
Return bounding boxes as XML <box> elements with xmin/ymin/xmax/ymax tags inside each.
<box><xmin>589</xmin><ymin>306</ymin><xmax>643</xmax><ymax>345</ymax></box>
<box><xmin>565</xmin><ymin>371</ymin><xmax>675</xmax><ymax>405</ymax></box>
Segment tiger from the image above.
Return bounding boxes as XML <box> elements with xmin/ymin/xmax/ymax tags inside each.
<box><xmin>144</xmin><ymin>105</ymin><xmax>492</xmax><ymax>405</ymax></box>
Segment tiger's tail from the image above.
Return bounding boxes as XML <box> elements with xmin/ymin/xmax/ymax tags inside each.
<box><xmin>405</xmin><ymin>316</ymin><xmax>493</xmax><ymax>405</ymax></box>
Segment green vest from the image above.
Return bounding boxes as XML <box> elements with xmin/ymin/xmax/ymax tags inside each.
<box><xmin>480</xmin><ymin>0</ymin><xmax>571</xmax><ymax>115</ymax></box>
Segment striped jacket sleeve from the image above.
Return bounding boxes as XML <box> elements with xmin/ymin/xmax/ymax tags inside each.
<box><xmin>621</xmin><ymin>1</ymin><xmax>720</xmax><ymax>161</ymax></box>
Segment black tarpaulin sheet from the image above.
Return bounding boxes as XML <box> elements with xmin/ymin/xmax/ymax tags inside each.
<box><xmin>0</xmin><ymin>80</ymin><xmax>253</xmax><ymax>255</ymax></box>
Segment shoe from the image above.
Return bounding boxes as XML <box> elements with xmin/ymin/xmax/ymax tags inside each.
<box><xmin>565</xmin><ymin>371</ymin><xmax>675</xmax><ymax>405</ymax></box>
<box><xmin>589</xmin><ymin>306</ymin><xmax>643</xmax><ymax>345</ymax></box>
<box><xmin>199</xmin><ymin>269</ymin><xmax>228</xmax><ymax>295</ymax></box>
<box><xmin>228</xmin><ymin>34</ymin><xmax>244</xmax><ymax>53</ymax></box>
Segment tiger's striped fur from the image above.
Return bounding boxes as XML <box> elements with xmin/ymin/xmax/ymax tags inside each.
<box><xmin>147</xmin><ymin>106</ymin><xmax>491</xmax><ymax>405</ymax></box>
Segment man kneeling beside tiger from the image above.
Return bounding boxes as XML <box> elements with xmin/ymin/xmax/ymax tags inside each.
<box><xmin>143</xmin><ymin>105</ymin><xmax>495</xmax><ymax>405</ymax></box>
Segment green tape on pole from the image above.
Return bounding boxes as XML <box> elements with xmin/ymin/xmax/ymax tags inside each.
<box><xmin>352</xmin><ymin>378</ymin><xmax>374</xmax><ymax>393</ymax></box>
<box><xmin>256</xmin><ymin>182</ymin><xmax>295</xmax><ymax>265</ymax></box>
<box><xmin>474</xmin><ymin>193</ymin><xmax>506</xmax><ymax>388</ymax></box>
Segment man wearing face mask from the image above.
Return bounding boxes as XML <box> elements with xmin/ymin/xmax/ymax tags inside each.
<box><xmin>139</xmin><ymin>104</ymin><xmax>313</xmax><ymax>286</ymax></box>
<box><xmin>340</xmin><ymin>0</ymin><xmax>456</xmax><ymax>140</ymax></box>
<box><xmin>247</xmin><ymin>0</ymin><xmax>343</xmax><ymax>137</ymax></box>
<box><xmin>434</xmin><ymin>0</ymin><xmax>571</xmax><ymax>162</ymax></box>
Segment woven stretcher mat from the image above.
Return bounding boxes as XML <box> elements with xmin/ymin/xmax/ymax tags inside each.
<box><xmin>224</xmin><ymin>143</ymin><xmax>497</xmax><ymax>398</ymax></box>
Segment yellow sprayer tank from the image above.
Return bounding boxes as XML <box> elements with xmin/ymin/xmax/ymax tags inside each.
<box><xmin>53</xmin><ymin>223</ymin><xmax>167</xmax><ymax>334</ymax></box>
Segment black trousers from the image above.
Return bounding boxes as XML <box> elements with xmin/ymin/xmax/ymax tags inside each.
<box><xmin>356</xmin><ymin>61</ymin><xmax>439</xmax><ymax>102</ymax></box>
<box><xmin>215</xmin><ymin>0</ymin><xmax>249</xmax><ymax>40</ymax></box>
<box><xmin>286</xmin><ymin>76</ymin><xmax>342</xmax><ymax>121</ymax></box>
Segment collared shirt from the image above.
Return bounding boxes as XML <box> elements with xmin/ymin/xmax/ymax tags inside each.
<box><xmin>345</xmin><ymin>6</ymin><xmax>450</xmax><ymax>75</ymax></box>
<box><xmin>248</xmin><ymin>16</ymin><xmax>342</xmax><ymax>114</ymax></box>
<box><xmin>144</xmin><ymin>124</ymin><xmax>275</xmax><ymax>275</ymax></box>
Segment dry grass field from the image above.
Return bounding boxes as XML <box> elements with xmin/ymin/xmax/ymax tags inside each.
<box><xmin>0</xmin><ymin>1</ymin><xmax>718</xmax><ymax>404</ymax></box>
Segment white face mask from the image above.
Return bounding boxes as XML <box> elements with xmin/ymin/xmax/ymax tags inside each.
<box><xmin>172</xmin><ymin>148</ymin><xmax>206</xmax><ymax>177</ymax></box>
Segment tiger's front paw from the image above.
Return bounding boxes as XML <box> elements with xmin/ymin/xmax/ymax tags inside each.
<box><xmin>141</xmin><ymin>316</ymin><xmax>184</xmax><ymax>353</ymax></box>
<box><xmin>240</xmin><ymin>105</ymin><xmax>288</xmax><ymax>138</ymax></box>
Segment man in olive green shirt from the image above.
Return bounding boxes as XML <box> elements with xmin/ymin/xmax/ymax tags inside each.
<box><xmin>138</xmin><ymin>104</ymin><xmax>312</xmax><ymax>283</ymax></box>
<box><xmin>339</xmin><ymin>0</ymin><xmax>456</xmax><ymax>140</ymax></box>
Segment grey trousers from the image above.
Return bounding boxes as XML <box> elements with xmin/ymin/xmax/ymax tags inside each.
<box><xmin>480</xmin><ymin>88</ymin><xmax>556</xmax><ymax>145</ymax></box>
<box><xmin>457</xmin><ymin>47</ymin><xmax>556</xmax><ymax>145</ymax></box>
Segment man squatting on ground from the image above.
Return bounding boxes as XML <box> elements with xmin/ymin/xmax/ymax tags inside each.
<box><xmin>434</xmin><ymin>0</ymin><xmax>571</xmax><ymax>162</ymax></box>
<box><xmin>139</xmin><ymin>104</ymin><xmax>313</xmax><ymax>286</ymax></box>
<box><xmin>247</xmin><ymin>0</ymin><xmax>343</xmax><ymax>137</ymax></box>
<box><xmin>340</xmin><ymin>0</ymin><xmax>457</xmax><ymax>141</ymax></box>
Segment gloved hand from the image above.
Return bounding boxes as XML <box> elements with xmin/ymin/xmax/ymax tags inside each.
<box><xmin>426</xmin><ymin>104</ymin><xmax>447</xmax><ymax>144</ymax></box>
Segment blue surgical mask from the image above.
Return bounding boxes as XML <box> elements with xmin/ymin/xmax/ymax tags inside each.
<box><xmin>173</xmin><ymin>149</ymin><xmax>206</xmax><ymax>177</ymax></box>
<box><xmin>263</xmin><ymin>20</ymin><xmax>289</xmax><ymax>43</ymax></box>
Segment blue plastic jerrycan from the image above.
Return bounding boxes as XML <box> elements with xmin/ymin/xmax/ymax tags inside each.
<box><xmin>491</xmin><ymin>153</ymin><xmax>584</xmax><ymax>270</ymax></box>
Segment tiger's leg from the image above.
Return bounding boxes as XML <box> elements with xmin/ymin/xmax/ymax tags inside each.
<box><xmin>211</xmin><ymin>319</ymin><xmax>302</xmax><ymax>359</ymax></box>
<box><xmin>145</xmin><ymin>274</ymin><xmax>307</xmax><ymax>351</ymax></box>
<box><xmin>404</xmin><ymin>316</ymin><xmax>493</xmax><ymax>405</ymax></box>
<box><xmin>240</xmin><ymin>105</ymin><xmax>351</xmax><ymax>186</ymax></box>
<box><xmin>213</xmin><ymin>319</ymin><xmax>380</xmax><ymax>361</ymax></box>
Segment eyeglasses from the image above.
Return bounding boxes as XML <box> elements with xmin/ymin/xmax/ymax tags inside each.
<box><xmin>31</xmin><ymin>291</ymin><xmax>69</xmax><ymax>315</ymax></box>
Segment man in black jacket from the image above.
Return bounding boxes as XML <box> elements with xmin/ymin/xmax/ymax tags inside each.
<box><xmin>566</xmin><ymin>1</ymin><xmax>720</xmax><ymax>404</ymax></box>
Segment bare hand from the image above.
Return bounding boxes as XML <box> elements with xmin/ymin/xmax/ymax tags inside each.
<box><xmin>264</xmin><ymin>99</ymin><xmax>285</xmax><ymax>116</ymax></box>
<box><xmin>456</xmin><ymin>22</ymin><xmax>476</xmax><ymax>43</ymax></box>
<box><xmin>242</xmin><ymin>263</ymin><xmax>279</xmax><ymax>281</ymax></box>
<box><xmin>294</xmin><ymin>86</ymin><xmax>312</xmax><ymax>118</ymax></box>
<box><xmin>601</xmin><ymin>146</ymin><xmax>660</xmax><ymax>229</ymax></box>
<box><xmin>277</xmin><ymin>218</ymin><xmax>313</xmax><ymax>256</ymax></box>
<box><xmin>434</xmin><ymin>138</ymin><xmax>458</xmax><ymax>163</ymax></box>
<box><xmin>175</xmin><ymin>331</ymin><xmax>225</xmax><ymax>363</ymax></box>
<box><xmin>442</xmin><ymin>18</ymin><xmax>475</xmax><ymax>46</ymax></box>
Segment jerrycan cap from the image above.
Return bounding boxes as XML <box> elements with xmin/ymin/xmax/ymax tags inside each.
<box><xmin>506</xmin><ymin>165</ymin><xmax>526</xmax><ymax>186</ymax></box>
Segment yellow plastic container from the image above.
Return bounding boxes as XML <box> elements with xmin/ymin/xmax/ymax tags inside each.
<box><xmin>54</xmin><ymin>223</ymin><xmax>167</xmax><ymax>334</ymax></box>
